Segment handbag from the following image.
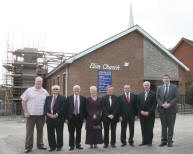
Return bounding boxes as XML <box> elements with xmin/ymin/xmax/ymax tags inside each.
<box><xmin>93</xmin><ymin>125</ymin><xmax>101</xmax><ymax>130</ymax></box>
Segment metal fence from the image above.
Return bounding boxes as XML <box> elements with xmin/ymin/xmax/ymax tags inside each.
<box><xmin>178</xmin><ymin>95</ymin><xmax>193</xmax><ymax>114</ymax></box>
<box><xmin>0</xmin><ymin>95</ymin><xmax>193</xmax><ymax>116</ymax></box>
<box><xmin>0</xmin><ymin>102</ymin><xmax>22</xmax><ymax>116</ymax></box>
<box><xmin>179</xmin><ymin>95</ymin><xmax>193</xmax><ymax>105</ymax></box>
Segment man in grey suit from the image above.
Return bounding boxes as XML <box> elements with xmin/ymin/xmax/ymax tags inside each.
<box><xmin>156</xmin><ymin>74</ymin><xmax>179</xmax><ymax>147</ymax></box>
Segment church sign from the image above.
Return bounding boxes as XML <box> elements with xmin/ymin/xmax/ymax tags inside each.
<box><xmin>89</xmin><ymin>62</ymin><xmax>120</xmax><ymax>71</ymax></box>
<box><xmin>98</xmin><ymin>71</ymin><xmax>112</xmax><ymax>93</ymax></box>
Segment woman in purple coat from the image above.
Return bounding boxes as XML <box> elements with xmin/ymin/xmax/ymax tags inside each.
<box><xmin>85</xmin><ymin>86</ymin><xmax>103</xmax><ymax>148</ymax></box>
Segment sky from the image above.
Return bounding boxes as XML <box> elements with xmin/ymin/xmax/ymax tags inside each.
<box><xmin>0</xmin><ymin>0</ymin><xmax>193</xmax><ymax>84</ymax></box>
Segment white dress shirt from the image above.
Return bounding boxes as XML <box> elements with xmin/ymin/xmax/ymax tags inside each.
<box><xmin>109</xmin><ymin>96</ymin><xmax>112</xmax><ymax>106</ymax></box>
<box><xmin>164</xmin><ymin>83</ymin><xmax>170</xmax><ymax>93</ymax></box>
<box><xmin>125</xmin><ymin>92</ymin><xmax>130</xmax><ymax>99</ymax></box>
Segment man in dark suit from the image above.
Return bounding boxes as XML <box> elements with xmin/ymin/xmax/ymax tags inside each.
<box><xmin>119</xmin><ymin>84</ymin><xmax>138</xmax><ymax>147</ymax></box>
<box><xmin>44</xmin><ymin>85</ymin><xmax>66</xmax><ymax>152</ymax></box>
<box><xmin>101</xmin><ymin>85</ymin><xmax>119</xmax><ymax>148</ymax></box>
<box><xmin>156</xmin><ymin>74</ymin><xmax>179</xmax><ymax>147</ymax></box>
<box><xmin>137</xmin><ymin>81</ymin><xmax>157</xmax><ymax>146</ymax></box>
<box><xmin>66</xmin><ymin>85</ymin><xmax>86</xmax><ymax>151</ymax></box>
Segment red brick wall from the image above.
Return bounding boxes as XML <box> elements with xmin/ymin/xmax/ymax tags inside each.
<box><xmin>173</xmin><ymin>41</ymin><xmax>193</xmax><ymax>77</ymax></box>
<box><xmin>67</xmin><ymin>31</ymin><xmax>144</xmax><ymax>97</ymax></box>
<box><xmin>46</xmin><ymin>68</ymin><xmax>66</xmax><ymax>95</ymax></box>
<box><xmin>46</xmin><ymin>32</ymin><xmax>187</xmax><ymax>97</ymax></box>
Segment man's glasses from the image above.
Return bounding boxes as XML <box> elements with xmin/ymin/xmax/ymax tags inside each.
<box><xmin>53</xmin><ymin>88</ymin><xmax>59</xmax><ymax>90</ymax></box>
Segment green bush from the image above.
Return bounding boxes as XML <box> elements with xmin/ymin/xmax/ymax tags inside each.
<box><xmin>186</xmin><ymin>85</ymin><xmax>193</xmax><ymax>97</ymax></box>
<box><xmin>185</xmin><ymin>76</ymin><xmax>193</xmax><ymax>104</ymax></box>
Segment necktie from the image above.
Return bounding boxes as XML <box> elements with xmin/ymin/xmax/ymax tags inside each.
<box><xmin>164</xmin><ymin>85</ymin><xmax>168</xmax><ymax>101</ymax></box>
<box><xmin>74</xmin><ymin>95</ymin><xmax>79</xmax><ymax>115</ymax></box>
<box><xmin>51</xmin><ymin>96</ymin><xmax>56</xmax><ymax>110</ymax></box>
<box><xmin>145</xmin><ymin>92</ymin><xmax>148</xmax><ymax>101</ymax></box>
<box><xmin>126</xmin><ymin>93</ymin><xmax>130</xmax><ymax>104</ymax></box>
<box><xmin>109</xmin><ymin>96</ymin><xmax>112</xmax><ymax>106</ymax></box>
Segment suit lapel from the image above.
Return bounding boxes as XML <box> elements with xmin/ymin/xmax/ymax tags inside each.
<box><xmin>123</xmin><ymin>94</ymin><xmax>127</xmax><ymax>104</ymax></box>
<box><xmin>71</xmin><ymin>95</ymin><xmax>74</xmax><ymax>110</ymax></box>
<box><xmin>166</xmin><ymin>84</ymin><xmax>172</xmax><ymax>99</ymax></box>
<box><xmin>130</xmin><ymin>93</ymin><xmax>132</xmax><ymax>104</ymax></box>
<box><xmin>79</xmin><ymin>96</ymin><xmax>82</xmax><ymax>112</ymax></box>
<box><xmin>161</xmin><ymin>86</ymin><xmax>165</xmax><ymax>98</ymax></box>
<box><xmin>49</xmin><ymin>96</ymin><xmax>52</xmax><ymax>110</ymax></box>
<box><xmin>145</xmin><ymin>91</ymin><xmax>151</xmax><ymax>103</ymax></box>
<box><xmin>142</xmin><ymin>92</ymin><xmax>145</xmax><ymax>104</ymax></box>
<box><xmin>53</xmin><ymin>95</ymin><xmax>59</xmax><ymax>110</ymax></box>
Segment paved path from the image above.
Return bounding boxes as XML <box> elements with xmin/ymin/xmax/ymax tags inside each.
<box><xmin>0</xmin><ymin>114</ymin><xmax>193</xmax><ymax>154</ymax></box>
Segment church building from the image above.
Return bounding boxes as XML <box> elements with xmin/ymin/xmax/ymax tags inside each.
<box><xmin>45</xmin><ymin>25</ymin><xmax>189</xmax><ymax>97</ymax></box>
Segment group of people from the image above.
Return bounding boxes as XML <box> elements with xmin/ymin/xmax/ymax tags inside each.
<box><xmin>20</xmin><ymin>74</ymin><xmax>179</xmax><ymax>153</ymax></box>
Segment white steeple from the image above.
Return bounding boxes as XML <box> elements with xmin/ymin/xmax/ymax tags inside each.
<box><xmin>129</xmin><ymin>2</ymin><xmax>134</xmax><ymax>28</ymax></box>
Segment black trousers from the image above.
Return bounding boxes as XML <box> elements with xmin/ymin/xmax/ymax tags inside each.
<box><xmin>121</xmin><ymin>115</ymin><xmax>135</xmax><ymax>144</ymax></box>
<box><xmin>139</xmin><ymin>115</ymin><xmax>155</xmax><ymax>144</ymax></box>
<box><xmin>103</xmin><ymin>119</ymin><xmax>117</xmax><ymax>145</ymax></box>
<box><xmin>68</xmin><ymin>114</ymin><xmax>83</xmax><ymax>148</ymax></box>
<box><xmin>160</xmin><ymin>113</ymin><xmax>176</xmax><ymax>143</ymax></box>
<box><xmin>46</xmin><ymin>119</ymin><xmax>64</xmax><ymax>149</ymax></box>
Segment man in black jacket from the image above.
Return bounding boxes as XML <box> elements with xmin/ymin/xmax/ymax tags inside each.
<box><xmin>44</xmin><ymin>85</ymin><xmax>66</xmax><ymax>152</ymax></box>
<box><xmin>101</xmin><ymin>85</ymin><xmax>119</xmax><ymax>148</ymax></box>
<box><xmin>66</xmin><ymin>85</ymin><xmax>86</xmax><ymax>151</ymax></box>
<box><xmin>119</xmin><ymin>84</ymin><xmax>138</xmax><ymax>147</ymax></box>
<box><xmin>137</xmin><ymin>81</ymin><xmax>157</xmax><ymax>146</ymax></box>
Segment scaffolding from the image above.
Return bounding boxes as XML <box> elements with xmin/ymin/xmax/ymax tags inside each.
<box><xmin>2</xmin><ymin>48</ymin><xmax>75</xmax><ymax>115</ymax></box>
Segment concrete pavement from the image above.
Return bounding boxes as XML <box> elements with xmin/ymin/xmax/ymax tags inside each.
<box><xmin>0</xmin><ymin>114</ymin><xmax>193</xmax><ymax>154</ymax></box>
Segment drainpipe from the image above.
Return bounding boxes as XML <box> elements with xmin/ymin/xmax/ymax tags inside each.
<box><xmin>65</xmin><ymin>64</ymin><xmax>69</xmax><ymax>97</ymax></box>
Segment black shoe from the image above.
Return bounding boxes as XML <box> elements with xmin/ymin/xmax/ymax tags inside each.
<box><xmin>57</xmin><ymin>148</ymin><xmax>62</xmax><ymax>151</ymax></box>
<box><xmin>129</xmin><ymin>143</ymin><xmax>134</xmax><ymax>147</ymax></box>
<box><xmin>168</xmin><ymin>143</ymin><xmax>173</xmax><ymax>147</ymax></box>
<box><xmin>159</xmin><ymin>143</ymin><xmax>167</xmax><ymax>147</ymax></box>
<box><xmin>103</xmin><ymin>144</ymin><xmax>108</xmax><ymax>148</ymax></box>
<box><xmin>148</xmin><ymin>143</ymin><xmax>152</xmax><ymax>147</ymax></box>
<box><xmin>94</xmin><ymin>144</ymin><xmax>98</xmax><ymax>148</ymax></box>
<box><xmin>24</xmin><ymin>149</ymin><xmax>31</xmax><ymax>153</ymax></box>
<box><xmin>121</xmin><ymin>143</ymin><xmax>126</xmax><ymax>147</ymax></box>
<box><xmin>69</xmin><ymin>147</ymin><xmax>74</xmax><ymax>151</ymax></box>
<box><xmin>76</xmin><ymin>146</ymin><xmax>83</xmax><ymax>150</ymax></box>
<box><xmin>49</xmin><ymin>148</ymin><xmax>55</xmax><ymax>152</ymax></box>
<box><xmin>111</xmin><ymin>144</ymin><xmax>116</xmax><ymax>148</ymax></box>
<box><xmin>90</xmin><ymin>145</ymin><xmax>93</xmax><ymax>149</ymax></box>
<box><xmin>38</xmin><ymin>146</ymin><xmax>47</xmax><ymax>150</ymax></box>
<box><xmin>139</xmin><ymin>143</ymin><xmax>146</xmax><ymax>146</ymax></box>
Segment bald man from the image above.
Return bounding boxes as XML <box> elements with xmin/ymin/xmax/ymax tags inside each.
<box><xmin>66</xmin><ymin>85</ymin><xmax>86</xmax><ymax>151</ymax></box>
<box><xmin>137</xmin><ymin>81</ymin><xmax>157</xmax><ymax>146</ymax></box>
<box><xmin>21</xmin><ymin>76</ymin><xmax>49</xmax><ymax>153</ymax></box>
<box><xmin>119</xmin><ymin>84</ymin><xmax>138</xmax><ymax>147</ymax></box>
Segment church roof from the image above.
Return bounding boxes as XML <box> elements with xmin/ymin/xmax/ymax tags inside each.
<box><xmin>172</xmin><ymin>37</ymin><xmax>193</xmax><ymax>53</ymax></box>
<box><xmin>47</xmin><ymin>25</ymin><xmax>190</xmax><ymax>78</ymax></box>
